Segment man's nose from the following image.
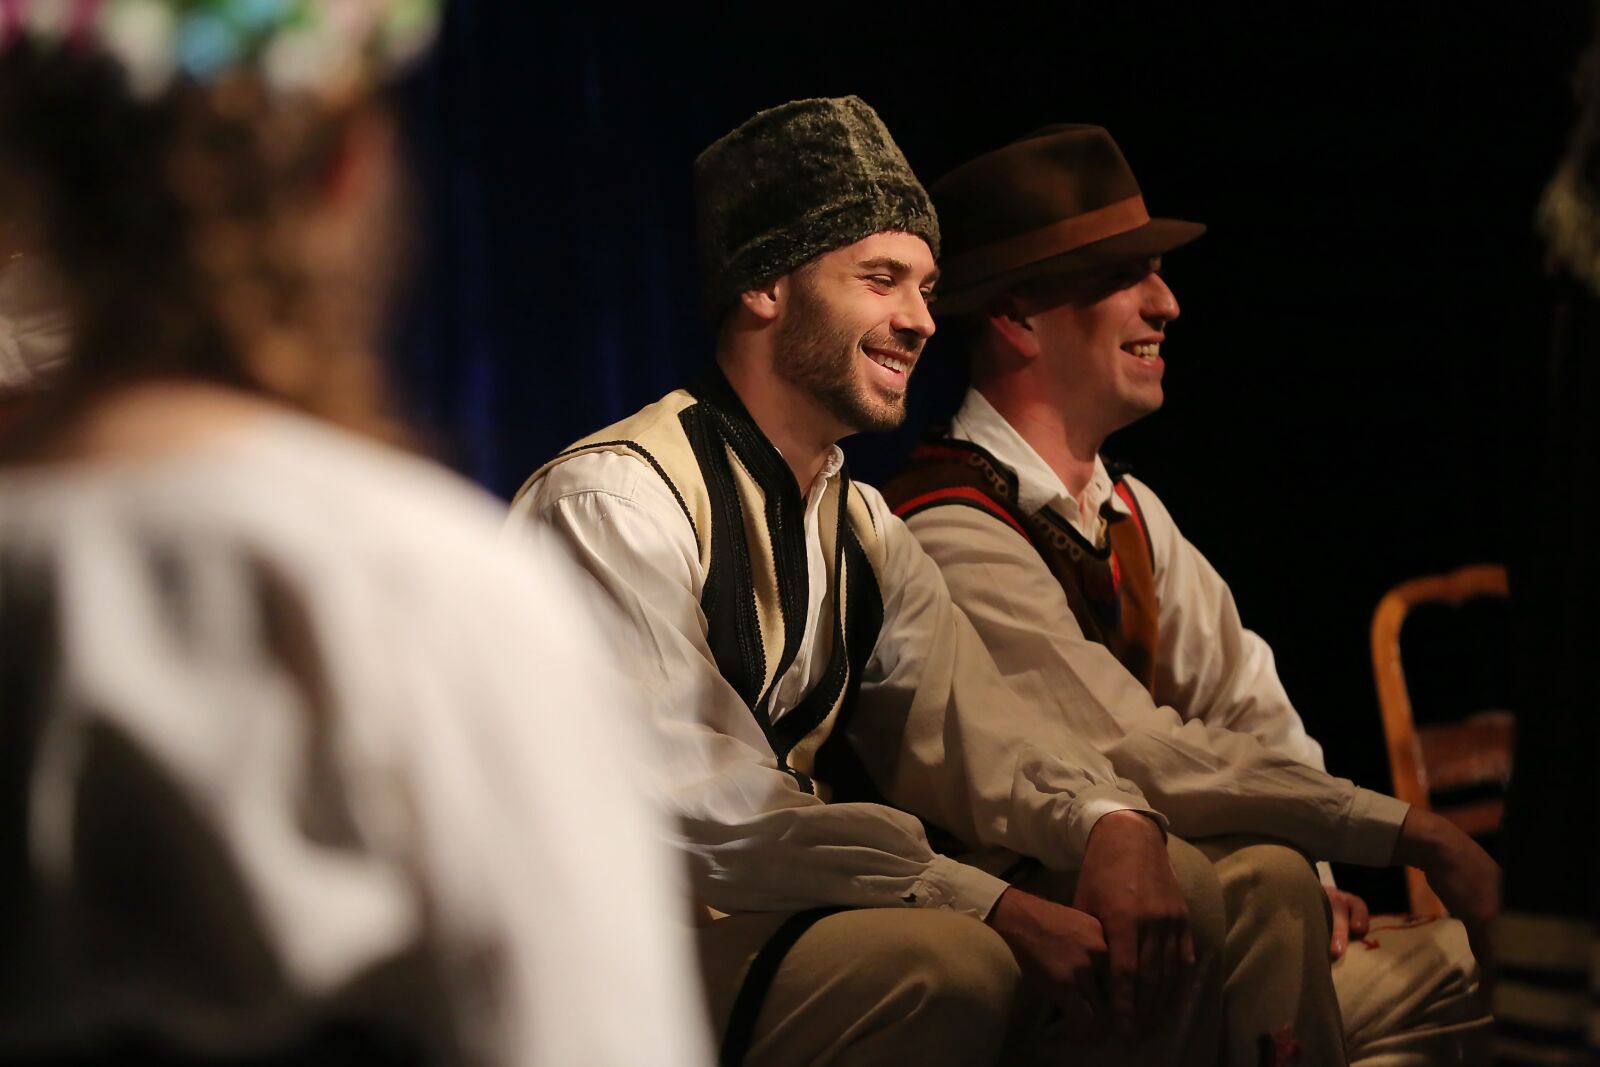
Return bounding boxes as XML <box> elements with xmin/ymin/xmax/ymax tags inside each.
<box><xmin>1144</xmin><ymin>273</ymin><xmax>1180</xmax><ymax>327</ymax></box>
<box><xmin>893</xmin><ymin>288</ymin><xmax>936</xmax><ymax>341</ymax></box>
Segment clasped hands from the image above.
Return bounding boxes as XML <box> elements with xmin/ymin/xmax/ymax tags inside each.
<box><xmin>986</xmin><ymin>809</ymin><xmax>1192</xmax><ymax>1043</ymax></box>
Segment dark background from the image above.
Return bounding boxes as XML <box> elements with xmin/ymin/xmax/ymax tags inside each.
<box><xmin>392</xmin><ymin>1</ymin><xmax>1589</xmax><ymax>910</ymax></box>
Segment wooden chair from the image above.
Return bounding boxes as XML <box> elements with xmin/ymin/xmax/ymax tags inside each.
<box><xmin>1370</xmin><ymin>563</ymin><xmax>1513</xmax><ymax>916</ymax></box>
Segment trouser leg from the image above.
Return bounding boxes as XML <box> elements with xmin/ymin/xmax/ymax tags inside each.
<box><xmin>1332</xmin><ymin>915</ymin><xmax>1489</xmax><ymax>1066</ymax></box>
<box><xmin>1195</xmin><ymin>838</ymin><xmax>1349</xmax><ymax>1067</ymax></box>
<box><xmin>697</xmin><ymin>906</ymin><xmax>1022</xmax><ymax>1067</ymax></box>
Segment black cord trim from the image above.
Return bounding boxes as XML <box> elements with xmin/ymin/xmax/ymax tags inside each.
<box><xmin>771</xmin><ymin>475</ymin><xmax>854</xmax><ymax>758</ymax></box>
<box><xmin>810</xmin><ymin>484</ymin><xmax>888</xmax><ymax>803</ymax></box>
<box><xmin>682</xmin><ymin>405</ymin><xmax>768</xmax><ymax>713</ymax></box>
<box><xmin>689</xmin><ymin>368</ymin><xmax>817</xmax><ymax>778</ymax></box>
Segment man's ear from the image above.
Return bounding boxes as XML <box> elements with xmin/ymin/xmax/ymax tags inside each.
<box><xmin>738</xmin><ymin>277</ymin><xmax>783</xmax><ymax>323</ymax></box>
<box><xmin>987</xmin><ymin>300</ymin><xmax>1040</xmax><ymax>360</ymax></box>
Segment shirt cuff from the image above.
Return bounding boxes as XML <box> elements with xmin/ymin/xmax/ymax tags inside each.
<box><xmin>1335</xmin><ymin>788</ymin><xmax>1410</xmax><ymax>867</ymax></box>
<box><xmin>913</xmin><ymin>854</ymin><xmax>1011</xmax><ymax>919</ymax></box>
<box><xmin>1063</xmin><ymin>784</ymin><xmax>1168</xmax><ymax>867</ymax></box>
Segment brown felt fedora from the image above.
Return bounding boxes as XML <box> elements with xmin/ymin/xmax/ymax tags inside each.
<box><xmin>930</xmin><ymin>124</ymin><xmax>1205</xmax><ymax>315</ymax></box>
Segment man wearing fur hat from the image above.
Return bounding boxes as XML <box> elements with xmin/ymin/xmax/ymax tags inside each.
<box><xmin>509</xmin><ymin>100</ymin><xmax>1491</xmax><ymax>1065</ymax></box>
<box><xmin>881</xmin><ymin>124</ymin><xmax>1494</xmax><ymax>1065</ymax></box>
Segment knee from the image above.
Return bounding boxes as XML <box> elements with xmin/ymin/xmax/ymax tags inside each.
<box><xmin>1167</xmin><ymin>837</ymin><xmax>1227</xmax><ymax>965</ymax></box>
<box><xmin>873</xmin><ymin>910</ymin><xmax>1022</xmax><ymax>1015</ymax></box>
<box><xmin>1225</xmin><ymin>843</ymin><xmax>1326</xmax><ymax>928</ymax></box>
<box><xmin>1236</xmin><ymin>844</ymin><xmax>1321</xmax><ymax>901</ymax></box>
<box><xmin>829</xmin><ymin>909</ymin><xmax>1022</xmax><ymax>1062</ymax></box>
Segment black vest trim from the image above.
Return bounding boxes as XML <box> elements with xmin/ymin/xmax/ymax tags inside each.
<box><xmin>810</xmin><ymin>509</ymin><xmax>888</xmax><ymax>803</ymax></box>
<box><xmin>1033</xmin><ymin>504</ymin><xmax>1115</xmax><ymax>561</ymax></box>
<box><xmin>681</xmin><ymin>367</ymin><xmax>883</xmax><ymax>793</ymax></box>
<box><xmin>770</xmin><ymin>476</ymin><xmax>858</xmax><ymax>759</ymax></box>
<box><xmin>690</xmin><ymin>373</ymin><xmax>813</xmax><ymax>726</ymax></box>
<box><xmin>681</xmin><ymin>404</ymin><xmax>769</xmax><ymax>712</ymax></box>
<box><xmin>718</xmin><ymin>906</ymin><xmax>846</xmax><ymax>1067</ymax></box>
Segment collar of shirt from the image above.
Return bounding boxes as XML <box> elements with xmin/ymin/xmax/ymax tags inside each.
<box><xmin>812</xmin><ymin>445</ymin><xmax>846</xmax><ymax>490</ymax></box>
<box><xmin>946</xmin><ymin>387</ymin><xmax>1129</xmax><ymax>543</ymax></box>
<box><xmin>791</xmin><ymin>443</ymin><xmax>847</xmax><ymax>514</ymax></box>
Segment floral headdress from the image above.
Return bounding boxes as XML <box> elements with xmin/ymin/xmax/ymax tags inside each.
<box><xmin>0</xmin><ymin>0</ymin><xmax>441</xmax><ymax>99</ymax></box>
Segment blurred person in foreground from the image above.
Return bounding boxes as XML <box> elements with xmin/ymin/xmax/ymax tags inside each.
<box><xmin>0</xmin><ymin>218</ymin><xmax>68</xmax><ymax>421</ymax></box>
<box><xmin>0</xmin><ymin>4</ymin><xmax>709</xmax><ymax>1064</ymax></box>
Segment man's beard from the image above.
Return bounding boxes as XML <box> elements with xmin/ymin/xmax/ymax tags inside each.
<box><xmin>772</xmin><ymin>275</ymin><xmax>912</xmax><ymax>434</ymax></box>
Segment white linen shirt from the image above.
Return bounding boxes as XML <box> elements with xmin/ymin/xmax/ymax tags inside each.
<box><xmin>511</xmin><ymin>446</ymin><xmax>1170</xmax><ymax>921</ymax></box>
<box><xmin>915</xmin><ymin>388</ymin><xmax>1404</xmax><ymax>878</ymax></box>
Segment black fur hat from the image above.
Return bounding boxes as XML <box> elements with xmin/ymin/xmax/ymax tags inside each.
<box><xmin>694</xmin><ymin>96</ymin><xmax>939</xmax><ymax>321</ymax></box>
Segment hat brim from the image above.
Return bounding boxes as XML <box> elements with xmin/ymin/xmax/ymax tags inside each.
<box><xmin>933</xmin><ymin>217</ymin><xmax>1206</xmax><ymax>316</ymax></box>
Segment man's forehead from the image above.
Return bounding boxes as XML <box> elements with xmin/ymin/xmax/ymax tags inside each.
<box><xmin>1013</xmin><ymin>254</ymin><xmax>1161</xmax><ymax>308</ymax></box>
<box><xmin>827</xmin><ymin>231</ymin><xmax>938</xmax><ymax>274</ymax></box>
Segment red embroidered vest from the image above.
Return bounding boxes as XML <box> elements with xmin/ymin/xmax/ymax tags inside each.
<box><xmin>882</xmin><ymin>434</ymin><xmax>1161</xmax><ymax>693</ymax></box>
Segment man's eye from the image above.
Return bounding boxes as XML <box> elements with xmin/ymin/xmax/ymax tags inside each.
<box><xmin>866</xmin><ymin>275</ymin><xmax>895</xmax><ymax>288</ymax></box>
<box><xmin>922</xmin><ymin>289</ymin><xmax>938</xmax><ymax>305</ymax></box>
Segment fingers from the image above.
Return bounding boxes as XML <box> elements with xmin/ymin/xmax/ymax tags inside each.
<box><xmin>1348</xmin><ymin>893</ymin><xmax>1371</xmax><ymax>942</ymax></box>
<box><xmin>1135</xmin><ymin>923</ymin><xmax>1162</xmax><ymax>1035</ymax></box>
<box><xmin>1178</xmin><ymin>922</ymin><xmax>1197</xmax><ymax>1017</ymax></box>
<box><xmin>1076</xmin><ymin>959</ymin><xmax>1111</xmax><ymax>1044</ymax></box>
<box><xmin>1329</xmin><ymin>893</ymin><xmax>1350</xmax><ymax>961</ymax></box>
<box><xmin>1057</xmin><ymin>987</ymin><xmax>1100</xmax><ymax>1043</ymax></box>
<box><xmin>1164</xmin><ymin>924</ymin><xmax>1186</xmax><ymax>1016</ymax></box>
<box><xmin>1057</xmin><ymin>945</ymin><xmax>1110</xmax><ymax>1044</ymax></box>
<box><xmin>1106</xmin><ymin>920</ymin><xmax>1139</xmax><ymax>1041</ymax></box>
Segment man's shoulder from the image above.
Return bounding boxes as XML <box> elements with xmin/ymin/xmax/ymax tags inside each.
<box><xmin>526</xmin><ymin>449</ymin><xmax>682</xmax><ymax>511</ymax></box>
<box><xmin>513</xmin><ymin>388</ymin><xmax>701</xmax><ymax>509</ymax></box>
<box><xmin>878</xmin><ymin>432</ymin><xmax>1032</xmax><ymax>541</ymax></box>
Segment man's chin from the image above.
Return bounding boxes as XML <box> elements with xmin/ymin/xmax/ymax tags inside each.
<box><xmin>848</xmin><ymin>391</ymin><xmax>908</xmax><ymax>435</ymax></box>
<box><xmin>825</xmin><ymin>396</ymin><xmax>906</xmax><ymax>436</ymax></box>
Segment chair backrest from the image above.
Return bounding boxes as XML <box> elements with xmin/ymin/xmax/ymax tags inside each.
<box><xmin>1370</xmin><ymin>563</ymin><xmax>1512</xmax><ymax>916</ymax></box>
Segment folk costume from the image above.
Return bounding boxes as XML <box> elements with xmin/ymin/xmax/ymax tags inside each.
<box><xmin>510</xmin><ymin>99</ymin><xmax>1425</xmax><ymax>1067</ymax></box>
<box><xmin>886</xmin><ymin>123</ymin><xmax>1487</xmax><ymax>1066</ymax></box>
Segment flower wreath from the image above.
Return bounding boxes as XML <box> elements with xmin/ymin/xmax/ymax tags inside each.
<box><xmin>0</xmin><ymin>0</ymin><xmax>442</xmax><ymax>98</ymax></box>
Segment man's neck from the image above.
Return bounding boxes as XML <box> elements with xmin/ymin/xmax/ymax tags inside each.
<box><xmin>717</xmin><ymin>353</ymin><xmax>839</xmax><ymax>491</ymax></box>
<box><xmin>976</xmin><ymin>382</ymin><xmax>1106</xmax><ymax>500</ymax></box>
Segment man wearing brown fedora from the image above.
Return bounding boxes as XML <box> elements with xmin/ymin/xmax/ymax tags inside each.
<box><xmin>882</xmin><ymin>124</ymin><xmax>1494</xmax><ymax>1065</ymax></box>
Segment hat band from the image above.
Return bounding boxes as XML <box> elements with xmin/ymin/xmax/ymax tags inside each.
<box><xmin>942</xmin><ymin>194</ymin><xmax>1150</xmax><ymax>289</ymax></box>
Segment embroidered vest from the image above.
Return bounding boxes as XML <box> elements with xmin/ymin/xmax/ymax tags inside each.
<box><xmin>516</xmin><ymin>369</ymin><xmax>888</xmax><ymax>799</ymax></box>
<box><xmin>881</xmin><ymin>433</ymin><xmax>1161</xmax><ymax>692</ymax></box>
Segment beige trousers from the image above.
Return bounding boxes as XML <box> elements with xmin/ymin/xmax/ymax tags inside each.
<box><xmin>698</xmin><ymin>836</ymin><xmax>1348</xmax><ymax>1066</ymax></box>
<box><xmin>1194</xmin><ymin>838</ymin><xmax>1349</xmax><ymax>1066</ymax></box>
<box><xmin>1331</xmin><ymin>914</ymin><xmax>1489</xmax><ymax>1067</ymax></box>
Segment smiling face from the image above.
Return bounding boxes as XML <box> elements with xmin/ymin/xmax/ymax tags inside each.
<box><xmin>1022</xmin><ymin>256</ymin><xmax>1179</xmax><ymax>435</ymax></box>
<box><xmin>770</xmin><ymin>231</ymin><xmax>937</xmax><ymax>436</ymax></box>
